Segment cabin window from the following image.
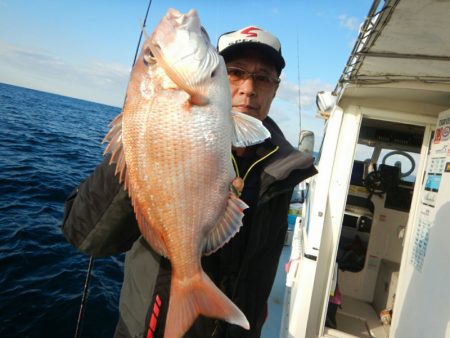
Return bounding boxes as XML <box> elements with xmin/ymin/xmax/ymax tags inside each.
<box><xmin>377</xmin><ymin>148</ymin><xmax>419</xmax><ymax>184</ymax></box>
<box><xmin>354</xmin><ymin>144</ymin><xmax>375</xmax><ymax>162</ymax></box>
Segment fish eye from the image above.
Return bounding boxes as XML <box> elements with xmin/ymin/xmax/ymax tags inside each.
<box><xmin>143</xmin><ymin>47</ymin><xmax>156</xmax><ymax>65</ymax></box>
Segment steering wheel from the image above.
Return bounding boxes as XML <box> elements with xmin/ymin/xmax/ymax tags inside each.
<box><xmin>364</xmin><ymin>170</ymin><xmax>387</xmax><ymax>197</ymax></box>
<box><xmin>381</xmin><ymin>150</ymin><xmax>415</xmax><ymax>178</ymax></box>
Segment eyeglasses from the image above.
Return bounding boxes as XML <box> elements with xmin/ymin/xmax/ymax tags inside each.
<box><xmin>226</xmin><ymin>66</ymin><xmax>280</xmax><ymax>88</ymax></box>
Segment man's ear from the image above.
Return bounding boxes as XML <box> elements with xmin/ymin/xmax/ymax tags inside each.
<box><xmin>272</xmin><ymin>83</ymin><xmax>279</xmax><ymax>99</ymax></box>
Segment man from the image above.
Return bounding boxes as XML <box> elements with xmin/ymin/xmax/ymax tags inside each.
<box><xmin>62</xmin><ymin>26</ymin><xmax>317</xmax><ymax>338</ymax></box>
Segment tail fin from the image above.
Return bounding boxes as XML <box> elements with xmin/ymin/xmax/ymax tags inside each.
<box><xmin>163</xmin><ymin>271</ymin><xmax>249</xmax><ymax>338</ymax></box>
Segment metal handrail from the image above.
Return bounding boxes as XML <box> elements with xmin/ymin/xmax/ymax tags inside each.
<box><xmin>333</xmin><ymin>0</ymin><xmax>401</xmax><ymax>99</ymax></box>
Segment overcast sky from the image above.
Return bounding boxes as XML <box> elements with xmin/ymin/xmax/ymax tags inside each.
<box><xmin>0</xmin><ymin>0</ymin><xmax>373</xmax><ymax>148</ymax></box>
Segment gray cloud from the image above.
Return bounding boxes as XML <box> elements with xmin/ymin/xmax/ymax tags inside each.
<box><xmin>0</xmin><ymin>42</ymin><xmax>66</xmax><ymax>73</ymax></box>
<box><xmin>270</xmin><ymin>100</ymin><xmax>326</xmax><ymax>149</ymax></box>
<box><xmin>80</xmin><ymin>62</ymin><xmax>130</xmax><ymax>87</ymax></box>
<box><xmin>338</xmin><ymin>14</ymin><xmax>360</xmax><ymax>31</ymax></box>
<box><xmin>277</xmin><ymin>76</ymin><xmax>334</xmax><ymax>111</ymax></box>
<box><xmin>0</xmin><ymin>40</ymin><xmax>130</xmax><ymax>106</ymax></box>
<box><xmin>268</xmin><ymin>76</ymin><xmax>331</xmax><ymax>147</ymax></box>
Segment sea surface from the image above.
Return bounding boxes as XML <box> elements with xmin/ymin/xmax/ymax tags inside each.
<box><xmin>0</xmin><ymin>83</ymin><xmax>124</xmax><ymax>338</ymax></box>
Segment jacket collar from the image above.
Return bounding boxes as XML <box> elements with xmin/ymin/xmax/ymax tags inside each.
<box><xmin>256</xmin><ymin>117</ymin><xmax>317</xmax><ymax>199</ymax></box>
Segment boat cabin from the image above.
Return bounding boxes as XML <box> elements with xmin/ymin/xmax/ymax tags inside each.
<box><xmin>280</xmin><ymin>0</ymin><xmax>450</xmax><ymax>337</ymax></box>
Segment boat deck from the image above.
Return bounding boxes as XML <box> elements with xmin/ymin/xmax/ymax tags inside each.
<box><xmin>323</xmin><ymin>296</ymin><xmax>389</xmax><ymax>338</ymax></box>
<box><xmin>261</xmin><ymin>245</ymin><xmax>291</xmax><ymax>338</ymax></box>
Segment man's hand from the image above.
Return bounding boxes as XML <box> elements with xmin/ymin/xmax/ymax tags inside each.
<box><xmin>231</xmin><ymin>177</ymin><xmax>245</xmax><ymax>196</ymax></box>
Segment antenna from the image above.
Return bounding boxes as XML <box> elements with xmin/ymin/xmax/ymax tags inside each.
<box><xmin>296</xmin><ymin>29</ymin><xmax>303</xmax><ymax>146</ymax></box>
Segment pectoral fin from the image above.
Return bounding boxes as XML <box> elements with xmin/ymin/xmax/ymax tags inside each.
<box><xmin>231</xmin><ymin>111</ymin><xmax>271</xmax><ymax>147</ymax></box>
<box><xmin>149</xmin><ymin>40</ymin><xmax>218</xmax><ymax>107</ymax></box>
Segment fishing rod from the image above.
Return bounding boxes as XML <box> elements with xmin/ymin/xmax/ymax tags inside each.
<box><xmin>73</xmin><ymin>1</ymin><xmax>153</xmax><ymax>338</ymax></box>
<box><xmin>74</xmin><ymin>256</ymin><xmax>94</xmax><ymax>338</ymax></box>
<box><xmin>132</xmin><ymin>0</ymin><xmax>154</xmax><ymax>67</ymax></box>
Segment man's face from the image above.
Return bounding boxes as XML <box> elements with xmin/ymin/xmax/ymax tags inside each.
<box><xmin>225</xmin><ymin>51</ymin><xmax>279</xmax><ymax>121</ymax></box>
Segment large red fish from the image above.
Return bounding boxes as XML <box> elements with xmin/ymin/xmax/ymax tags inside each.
<box><xmin>104</xmin><ymin>8</ymin><xmax>270</xmax><ymax>338</ymax></box>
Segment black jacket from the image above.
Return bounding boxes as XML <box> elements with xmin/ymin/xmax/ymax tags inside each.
<box><xmin>62</xmin><ymin>117</ymin><xmax>317</xmax><ymax>338</ymax></box>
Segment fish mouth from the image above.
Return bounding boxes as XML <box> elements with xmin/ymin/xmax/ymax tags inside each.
<box><xmin>166</xmin><ymin>8</ymin><xmax>198</xmax><ymax>26</ymax></box>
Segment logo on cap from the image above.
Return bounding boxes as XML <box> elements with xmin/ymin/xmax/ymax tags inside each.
<box><xmin>240</xmin><ymin>26</ymin><xmax>261</xmax><ymax>38</ymax></box>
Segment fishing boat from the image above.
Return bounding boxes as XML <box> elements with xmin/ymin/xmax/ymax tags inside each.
<box><xmin>271</xmin><ymin>0</ymin><xmax>450</xmax><ymax>337</ymax></box>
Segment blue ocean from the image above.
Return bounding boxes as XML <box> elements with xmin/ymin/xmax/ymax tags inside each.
<box><xmin>0</xmin><ymin>82</ymin><xmax>124</xmax><ymax>338</ymax></box>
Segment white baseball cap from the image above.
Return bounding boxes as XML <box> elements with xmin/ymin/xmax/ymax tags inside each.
<box><xmin>217</xmin><ymin>26</ymin><xmax>285</xmax><ymax>74</ymax></box>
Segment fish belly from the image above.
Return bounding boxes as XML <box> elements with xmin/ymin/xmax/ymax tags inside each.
<box><xmin>123</xmin><ymin>94</ymin><xmax>233</xmax><ymax>262</ymax></box>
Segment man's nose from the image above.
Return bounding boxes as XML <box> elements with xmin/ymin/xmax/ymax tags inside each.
<box><xmin>238</xmin><ymin>76</ymin><xmax>256</xmax><ymax>96</ymax></box>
